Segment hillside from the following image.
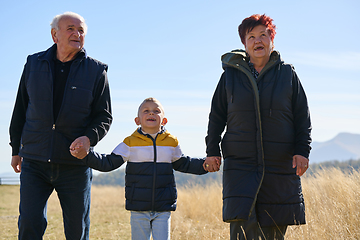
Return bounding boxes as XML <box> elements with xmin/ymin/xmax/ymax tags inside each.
<box><xmin>2</xmin><ymin>132</ymin><xmax>359</xmax><ymax>186</ymax></box>
<box><xmin>93</xmin><ymin>165</ymin><xmax>222</xmax><ymax>186</ymax></box>
<box><xmin>93</xmin><ymin>132</ymin><xmax>360</xmax><ymax>186</ymax></box>
<box><xmin>93</xmin><ymin>159</ymin><xmax>360</xmax><ymax>186</ymax></box>
<box><xmin>307</xmin><ymin>159</ymin><xmax>360</xmax><ymax>175</ymax></box>
<box><xmin>309</xmin><ymin>132</ymin><xmax>360</xmax><ymax>163</ymax></box>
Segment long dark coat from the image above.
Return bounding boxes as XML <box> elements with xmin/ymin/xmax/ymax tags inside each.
<box><xmin>206</xmin><ymin>50</ymin><xmax>312</xmax><ymax>227</ymax></box>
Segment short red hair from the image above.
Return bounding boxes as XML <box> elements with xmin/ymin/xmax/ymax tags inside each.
<box><xmin>238</xmin><ymin>14</ymin><xmax>276</xmax><ymax>46</ymax></box>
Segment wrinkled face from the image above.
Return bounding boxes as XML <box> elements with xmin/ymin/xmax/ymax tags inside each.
<box><xmin>244</xmin><ymin>24</ymin><xmax>273</xmax><ymax>62</ymax></box>
<box><xmin>51</xmin><ymin>16</ymin><xmax>85</xmax><ymax>57</ymax></box>
<box><xmin>135</xmin><ymin>101</ymin><xmax>167</xmax><ymax>134</ymax></box>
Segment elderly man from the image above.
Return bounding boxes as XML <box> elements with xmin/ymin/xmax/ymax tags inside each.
<box><xmin>9</xmin><ymin>12</ymin><xmax>112</xmax><ymax>239</ymax></box>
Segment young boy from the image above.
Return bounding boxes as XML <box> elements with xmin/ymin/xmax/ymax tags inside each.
<box><xmin>70</xmin><ymin>97</ymin><xmax>208</xmax><ymax>240</ymax></box>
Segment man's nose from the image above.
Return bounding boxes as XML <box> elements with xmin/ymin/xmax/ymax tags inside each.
<box><xmin>73</xmin><ymin>30</ymin><xmax>81</xmax><ymax>37</ymax></box>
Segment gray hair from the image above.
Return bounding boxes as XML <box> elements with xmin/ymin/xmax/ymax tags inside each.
<box><xmin>50</xmin><ymin>12</ymin><xmax>88</xmax><ymax>35</ymax></box>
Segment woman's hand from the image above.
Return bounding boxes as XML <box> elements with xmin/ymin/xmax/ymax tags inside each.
<box><xmin>292</xmin><ymin>155</ymin><xmax>309</xmax><ymax>176</ymax></box>
<box><xmin>203</xmin><ymin>156</ymin><xmax>221</xmax><ymax>172</ymax></box>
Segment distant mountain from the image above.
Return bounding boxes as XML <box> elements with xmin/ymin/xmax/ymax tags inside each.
<box><xmin>309</xmin><ymin>132</ymin><xmax>360</xmax><ymax>163</ymax></box>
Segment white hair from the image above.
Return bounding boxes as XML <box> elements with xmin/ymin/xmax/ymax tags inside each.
<box><xmin>50</xmin><ymin>12</ymin><xmax>88</xmax><ymax>34</ymax></box>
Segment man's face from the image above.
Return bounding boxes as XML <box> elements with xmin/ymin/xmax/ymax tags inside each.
<box><xmin>51</xmin><ymin>16</ymin><xmax>85</xmax><ymax>58</ymax></box>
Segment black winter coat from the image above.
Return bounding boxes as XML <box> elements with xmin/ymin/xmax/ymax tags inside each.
<box><xmin>206</xmin><ymin>50</ymin><xmax>311</xmax><ymax>227</ymax></box>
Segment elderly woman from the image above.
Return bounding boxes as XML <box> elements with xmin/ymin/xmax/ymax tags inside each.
<box><xmin>204</xmin><ymin>14</ymin><xmax>312</xmax><ymax>240</ymax></box>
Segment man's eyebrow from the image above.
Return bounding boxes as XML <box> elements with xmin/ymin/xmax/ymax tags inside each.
<box><xmin>66</xmin><ymin>24</ymin><xmax>83</xmax><ymax>29</ymax></box>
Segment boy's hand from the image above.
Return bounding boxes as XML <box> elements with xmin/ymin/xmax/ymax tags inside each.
<box><xmin>70</xmin><ymin>136</ymin><xmax>90</xmax><ymax>159</ymax></box>
<box><xmin>203</xmin><ymin>156</ymin><xmax>221</xmax><ymax>172</ymax></box>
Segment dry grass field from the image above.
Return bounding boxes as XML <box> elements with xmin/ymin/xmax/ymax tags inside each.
<box><xmin>1</xmin><ymin>168</ymin><xmax>360</xmax><ymax>239</ymax></box>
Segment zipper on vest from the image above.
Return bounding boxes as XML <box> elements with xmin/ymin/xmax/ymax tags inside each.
<box><xmin>227</xmin><ymin>61</ymin><xmax>266</xmax><ymax>218</ymax></box>
<box><xmin>151</xmin><ymin>135</ymin><xmax>158</xmax><ymax>211</ymax></box>
<box><xmin>52</xmin><ymin>124</ymin><xmax>55</xmax><ymax>130</ymax></box>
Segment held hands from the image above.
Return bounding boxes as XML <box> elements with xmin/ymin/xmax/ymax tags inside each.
<box><xmin>292</xmin><ymin>155</ymin><xmax>309</xmax><ymax>177</ymax></box>
<box><xmin>203</xmin><ymin>156</ymin><xmax>221</xmax><ymax>172</ymax></box>
<box><xmin>69</xmin><ymin>136</ymin><xmax>90</xmax><ymax>159</ymax></box>
<box><xmin>203</xmin><ymin>155</ymin><xmax>308</xmax><ymax>175</ymax></box>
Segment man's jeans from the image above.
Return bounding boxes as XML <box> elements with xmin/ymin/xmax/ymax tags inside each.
<box><xmin>130</xmin><ymin>211</ymin><xmax>171</xmax><ymax>240</ymax></box>
<box><xmin>18</xmin><ymin>159</ymin><xmax>92</xmax><ymax>240</ymax></box>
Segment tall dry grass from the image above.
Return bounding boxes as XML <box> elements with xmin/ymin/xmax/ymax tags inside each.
<box><xmin>172</xmin><ymin>182</ymin><xmax>227</xmax><ymax>239</ymax></box>
<box><xmin>285</xmin><ymin>168</ymin><xmax>360</xmax><ymax>240</ymax></box>
<box><xmin>0</xmin><ymin>185</ymin><xmax>130</xmax><ymax>240</ymax></box>
<box><xmin>1</xmin><ymin>168</ymin><xmax>360</xmax><ymax>239</ymax></box>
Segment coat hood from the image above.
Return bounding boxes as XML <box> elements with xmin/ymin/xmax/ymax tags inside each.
<box><xmin>220</xmin><ymin>49</ymin><xmax>285</xmax><ymax>116</ymax></box>
<box><xmin>221</xmin><ymin>49</ymin><xmax>283</xmax><ymax>72</ymax></box>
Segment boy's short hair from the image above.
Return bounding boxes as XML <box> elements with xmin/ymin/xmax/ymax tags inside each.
<box><xmin>138</xmin><ymin>97</ymin><xmax>165</xmax><ymax>116</ymax></box>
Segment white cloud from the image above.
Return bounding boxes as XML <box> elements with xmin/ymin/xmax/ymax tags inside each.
<box><xmin>286</xmin><ymin>51</ymin><xmax>360</xmax><ymax>71</ymax></box>
<box><xmin>308</xmin><ymin>92</ymin><xmax>360</xmax><ymax>104</ymax></box>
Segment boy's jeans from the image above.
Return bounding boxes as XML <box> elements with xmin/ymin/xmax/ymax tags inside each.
<box><xmin>130</xmin><ymin>211</ymin><xmax>171</xmax><ymax>240</ymax></box>
<box><xmin>18</xmin><ymin>159</ymin><xmax>92</xmax><ymax>240</ymax></box>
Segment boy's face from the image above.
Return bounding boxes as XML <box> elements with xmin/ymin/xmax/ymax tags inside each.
<box><xmin>135</xmin><ymin>101</ymin><xmax>167</xmax><ymax>134</ymax></box>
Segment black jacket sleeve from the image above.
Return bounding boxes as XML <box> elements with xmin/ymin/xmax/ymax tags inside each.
<box><xmin>9</xmin><ymin>63</ymin><xmax>29</xmax><ymax>156</ymax></box>
<box><xmin>82</xmin><ymin>151</ymin><xmax>124</xmax><ymax>172</ymax></box>
<box><xmin>205</xmin><ymin>72</ymin><xmax>228</xmax><ymax>157</ymax></box>
<box><xmin>172</xmin><ymin>155</ymin><xmax>207</xmax><ymax>175</ymax></box>
<box><xmin>84</xmin><ymin>68</ymin><xmax>113</xmax><ymax>146</ymax></box>
<box><xmin>291</xmin><ymin>69</ymin><xmax>312</xmax><ymax>158</ymax></box>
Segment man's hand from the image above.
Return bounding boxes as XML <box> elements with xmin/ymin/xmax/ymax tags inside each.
<box><xmin>70</xmin><ymin>136</ymin><xmax>90</xmax><ymax>159</ymax></box>
<box><xmin>11</xmin><ymin>155</ymin><xmax>22</xmax><ymax>173</ymax></box>
<box><xmin>292</xmin><ymin>155</ymin><xmax>309</xmax><ymax>176</ymax></box>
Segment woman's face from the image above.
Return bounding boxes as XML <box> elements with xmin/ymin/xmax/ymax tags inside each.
<box><xmin>244</xmin><ymin>25</ymin><xmax>273</xmax><ymax>63</ymax></box>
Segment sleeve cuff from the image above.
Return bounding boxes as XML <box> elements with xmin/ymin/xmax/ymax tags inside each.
<box><xmin>10</xmin><ymin>142</ymin><xmax>20</xmax><ymax>156</ymax></box>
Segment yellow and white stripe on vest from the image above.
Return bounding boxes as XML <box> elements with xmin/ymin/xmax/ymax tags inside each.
<box><xmin>112</xmin><ymin>129</ymin><xmax>183</xmax><ymax>163</ymax></box>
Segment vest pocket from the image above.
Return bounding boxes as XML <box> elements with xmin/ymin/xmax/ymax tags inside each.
<box><xmin>69</xmin><ymin>86</ymin><xmax>93</xmax><ymax>113</ymax></box>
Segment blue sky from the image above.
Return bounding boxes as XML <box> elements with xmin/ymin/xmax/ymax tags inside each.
<box><xmin>1</xmin><ymin>0</ymin><xmax>359</xmax><ymax>174</ymax></box>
